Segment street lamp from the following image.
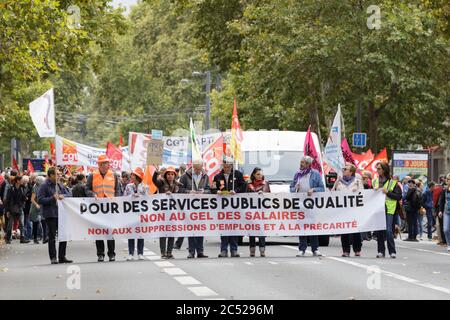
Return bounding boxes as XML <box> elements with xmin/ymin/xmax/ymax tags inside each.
<box><xmin>192</xmin><ymin>70</ymin><xmax>211</xmax><ymax>130</ymax></box>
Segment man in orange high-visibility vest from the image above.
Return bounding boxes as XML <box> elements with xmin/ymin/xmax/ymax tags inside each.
<box><xmin>86</xmin><ymin>155</ymin><xmax>121</xmax><ymax>262</ymax></box>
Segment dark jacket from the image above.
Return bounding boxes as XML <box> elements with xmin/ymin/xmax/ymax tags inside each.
<box><xmin>406</xmin><ymin>186</ymin><xmax>420</xmax><ymax>210</ymax></box>
<box><xmin>211</xmin><ymin>169</ymin><xmax>247</xmax><ymax>194</ymax></box>
<box><xmin>438</xmin><ymin>187</ymin><xmax>449</xmax><ymax>214</ymax></box>
<box><xmin>23</xmin><ymin>183</ymin><xmax>33</xmax><ymax>215</ymax></box>
<box><xmin>71</xmin><ymin>182</ymin><xmax>89</xmax><ymax>198</ymax></box>
<box><xmin>152</xmin><ymin>171</ymin><xmax>182</xmax><ymax>194</ymax></box>
<box><xmin>179</xmin><ymin>168</ymin><xmax>211</xmax><ymax>194</ymax></box>
<box><xmin>5</xmin><ymin>184</ymin><xmax>26</xmax><ymax>215</ymax></box>
<box><xmin>37</xmin><ymin>179</ymin><xmax>70</xmax><ymax>219</ymax></box>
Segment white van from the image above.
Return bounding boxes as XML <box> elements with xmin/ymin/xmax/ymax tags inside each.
<box><xmin>240</xmin><ymin>130</ymin><xmax>324</xmax><ymax>193</ymax></box>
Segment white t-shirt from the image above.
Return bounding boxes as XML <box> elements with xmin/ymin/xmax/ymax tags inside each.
<box><xmin>296</xmin><ymin>173</ymin><xmax>311</xmax><ymax>193</ymax></box>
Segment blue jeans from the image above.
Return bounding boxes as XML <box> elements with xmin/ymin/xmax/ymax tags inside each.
<box><xmin>418</xmin><ymin>214</ymin><xmax>424</xmax><ymax>238</ymax></box>
<box><xmin>128</xmin><ymin>239</ymin><xmax>144</xmax><ymax>255</ymax></box>
<box><xmin>188</xmin><ymin>237</ymin><xmax>204</xmax><ymax>254</ymax></box>
<box><xmin>376</xmin><ymin>213</ymin><xmax>396</xmax><ymax>255</ymax></box>
<box><xmin>444</xmin><ymin>213</ymin><xmax>450</xmax><ymax>246</ymax></box>
<box><xmin>298</xmin><ymin>236</ymin><xmax>318</xmax><ymax>252</ymax></box>
<box><xmin>425</xmin><ymin>208</ymin><xmax>433</xmax><ymax>239</ymax></box>
<box><xmin>220</xmin><ymin>236</ymin><xmax>238</xmax><ymax>252</ymax></box>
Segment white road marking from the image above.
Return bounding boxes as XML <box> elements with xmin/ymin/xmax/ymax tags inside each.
<box><xmin>327</xmin><ymin>256</ymin><xmax>450</xmax><ymax>295</ymax></box>
<box><xmin>396</xmin><ymin>245</ymin><xmax>450</xmax><ymax>257</ymax></box>
<box><xmin>143</xmin><ymin>252</ymin><xmax>156</xmax><ymax>256</ymax></box>
<box><xmin>244</xmin><ymin>262</ymin><xmax>254</xmax><ymax>265</ymax></box>
<box><xmin>174</xmin><ymin>276</ymin><xmax>201</xmax><ymax>285</ymax></box>
<box><xmin>163</xmin><ymin>268</ymin><xmax>186</xmax><ymax>276</ymax></box>
<box><xmin>154</xmin><ymin>261</ymin><xmax>175</xmax><ymax>267</ymax></box>
<box><xmin>282</xmin><ymin>245</ymin><xmax>450</xmax><ymax>295</ymax></box>
<box><xmin>187</xmin><ymin>286</ymin><xmax>218</xmax><ymax>297</ymax></box>
<box><xmin>146</xmin><ymin>256</ymin><xmax>162</xmax><ymax>261</ymax></box>
<box><xmin>268</xmin><ymin>261</ymin><xmax>278</xmax><ymax>265</ymax></box>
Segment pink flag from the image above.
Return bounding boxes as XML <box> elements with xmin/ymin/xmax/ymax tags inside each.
<box><xmin>341</xmin><ymin>138</ymin><xmax>356</xmax><ymax>165</ymax></box>
<box><xmin>303</xmin><ymin>125</ymin><xmax>322</xmax><ymax>174</ymax></box>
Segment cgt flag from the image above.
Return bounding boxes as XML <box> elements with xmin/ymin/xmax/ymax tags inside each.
<box><xmin>304</xmin><ymin>125</ymin><xmax>322</xmax><ymax>174</ymax></box>
<box><xmin>230</xmin><ymin>97</ymin><xmax>244</xmax><ymax>164</ymax></box>
<box><xmin>29</xmin><ymin>88</ymin><xmax>56</xmax><ymax>137</ymax></box>
<box><xmin>364</xmin><ymin>148</ymin><xmax>388</xmax><ymax>178</ymax></box>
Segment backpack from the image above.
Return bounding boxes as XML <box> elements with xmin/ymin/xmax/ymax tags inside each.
<box><xmin>413</xmin><ymin>189</ymin><xmax>423</xmax><ymax>209</ymax></box>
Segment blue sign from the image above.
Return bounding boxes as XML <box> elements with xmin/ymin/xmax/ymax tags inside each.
<box><xmin>151</xmin><ymin>129</ymin><xmax>163</xmax><ymax>140</ymax></box>
<box><xmin>352</xmin><ymin>133</ymin><xmax>367</xmax><ymax>147</ymax></box>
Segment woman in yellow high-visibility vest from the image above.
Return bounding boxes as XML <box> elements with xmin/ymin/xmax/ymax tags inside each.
<box><xmin>372</xmin><ymin>162</ymin><xmax>402</xmax><ymax>258</ymax></box>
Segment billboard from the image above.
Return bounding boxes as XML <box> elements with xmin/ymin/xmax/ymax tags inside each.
<box><xmin>392</xmin><ymin>150</ymin><xmax>430</xmax><ymax>182</ymax></box>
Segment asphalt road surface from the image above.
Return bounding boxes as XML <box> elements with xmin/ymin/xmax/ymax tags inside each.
<box><xmin>1</xmin><ymin>235</ymin><xmax>449</xmax><ymax>300</ymax></box>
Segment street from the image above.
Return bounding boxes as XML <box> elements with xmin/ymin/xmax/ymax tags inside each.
<box><xmin>1</xmin><ymin>235</ymin><xmax>449</xmax><ymax>300</ymax></box>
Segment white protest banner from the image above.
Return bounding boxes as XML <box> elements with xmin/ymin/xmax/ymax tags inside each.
<box><xmin>29</xmin><ymin>88</ymin><xmax>56</xmax><ymax>137</ymax></box>
<box><xmin>55</xmin><ymin>135</ymin><xmax>129</xmax><ymax>170</ymax></box>
<box><xmin>58</xmin><ymin>190</ymin><xmax>386</xmax><ymax>241</ymax></box>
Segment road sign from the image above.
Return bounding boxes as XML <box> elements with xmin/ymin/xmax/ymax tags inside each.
<box><xmin>352</xmin><ymin>133</ymin><xmax>367</xmax><ymax>148</ymax></box>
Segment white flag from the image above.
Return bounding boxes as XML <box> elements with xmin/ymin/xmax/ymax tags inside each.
<box><xmin>29</xmin><ymin>88</ymin><xmax>56</xmax><ymax>137</ymax></box>
<box><xmin>324</xmin><ymin>104</ymin><xmax>345</xmax><ymax>173</ymax></box>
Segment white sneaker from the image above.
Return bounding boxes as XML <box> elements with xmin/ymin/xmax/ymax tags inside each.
<box><xmin>376</xmin><ymin>253</ymin><xmax>385</xmax><ymax>258</ymax></box>
<box><xmin>296</xmin><ymin>251</ymin><xmax>306</xmax><ymax>257</ymax></box>
<box><xmin>447</xmin><ymin>246</ymin><xmax>450</xmax><ymax>252</ymax></box>
<box><xmin>313</xmin><ymin>250</ymin><xmax>322</xmax><ymax>257</ymax></box>
<box><xmin>138</xmin><ymin>254</ymin><xmax>145</xmax><ymax>260</ymax></box>
<box><xmin>126</xmin><ymin>254</ymin><xmax>134</xmax><ymax>261</ymax></box>
<box><xmin>390</xmin><ymin>253</ymin><xmax>397</xmax><ymax>259</ymax></box>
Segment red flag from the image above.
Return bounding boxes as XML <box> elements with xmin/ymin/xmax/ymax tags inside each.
<box><xmin>303</xmin><ymin>125</ymin><xmax>322</xmax><ymax>174</ymax></box>
<box><xmin>352</xmin><ymin>150</ymin><xmax>374</xmax><ymax>171</ymax></box>
<box><xmin>364</xmin><ymin>148</ymin><xmax>388</xmax><ymax>178</ymax></box>
<box><xmin>203</xmin><ymin>134</ymin><xmax>224</xmax><ymax>185</ymax></box>
<box><xmin>50</xmin><ymin>142</ymin><xmax>56</xmax><ymax>164</ymax></box>
<box><xmin>44</xmin><ymin>154</ymin><xmax>50</xmax><ymax>173</ymax></box>
<box><xmin>341</xmin><ymin>138</ymin><xmax>356</xmax><ymax>165</ymax></box>
<box><xmin>106</xmin><ymin>142</ymin><xmax>123</xmax><ymax>172</ymax></box>
<box><xmin>143</xmin><ymin>165</ymin><xmax>157</xmax><ymax>194</ymax></box>
<box><xmin>27</xmin><ymin>160</ymin><xmax>35</xmax><ymax>173</ymax></box>
<box><xmin>119</xmin><ymin>134</ymin><xmax>124</xmax><ymax>148</ymax></box>
<box><xmin>230</xmin><ymin>97</ymin><xmax>244</xmax><ymax>164</ymax></box>
<box><xmin>12</xmin><ymin>156</ymin><xmax>19</xmax><ymax>172</ymax></box>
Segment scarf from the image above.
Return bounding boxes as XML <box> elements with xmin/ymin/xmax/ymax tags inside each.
<box><xmin>294</xmin><ymin>168</ymin><xmax>311</xmax><ymax>183</ymax></box>
<box><xmin>340</xmin><ymin>175</ymin><xmax>355</xmax><ymax>187</ymax></box>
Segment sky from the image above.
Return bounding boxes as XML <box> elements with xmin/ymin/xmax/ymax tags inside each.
<box><xmin>111</xmin><ymin>0</ymin><xmax>138</xmax><ymax>14</ymax></box>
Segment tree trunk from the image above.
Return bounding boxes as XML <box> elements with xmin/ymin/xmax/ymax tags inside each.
<box><xmin>368</xmin><ymin>100</ymin><xmax>378</xmax><ymax>153</ymax></box>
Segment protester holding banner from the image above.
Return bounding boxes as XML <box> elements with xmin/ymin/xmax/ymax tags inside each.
<box><xmin>179</xmin><ymin>159</ymin><xmax>211</xmax><ymax>259</ymax></box>
<box><xmin>373</xmin><ymin>162</ymin><xmax>402</xmax><ymax>258</ymax></box>
<box><xmin>30</xmin><ymin>176</ymin><xmax>46</xmax><ymax>244</ymax></box>
<box><xmin>290</xmin><ymin>156</ymin><xmax>325</xmax><ymax>257</ymax></box>
<box><xmin>247</xmin><ymin>167</ymin><xmax>271</xmax><ymax>257</ymax></box>
<box><xmin>37</xmin><ymin>167</ymin><xmax>72</xmax><ymax>264</ymax></box>
<box><xmin>212</xmin><ymin>158</ymin><xmax>247</xmax><ymax>258</ymax></box>
<box><xmin>86</xmin><ymin>155</ymin><xmax>121</xmax><ymax>262</ymax></box>
<box><xmin>125</xmin><ymin>167</ymin><xmax>148</xmax><ymax>261</ymax></box>
<box><xmin>153</xmin><ymin>166</ymin><xmax>182</xmax><ymax>259</ymax></box>
<box><xmin>71</xmin><ymin>174</ymin><xmax>89</xmax><ymax>198</ymax></box>
<box><xmin>332</xmin><ymin>163</ymin><xmax>364</xmax><ymax>257</ymax></box>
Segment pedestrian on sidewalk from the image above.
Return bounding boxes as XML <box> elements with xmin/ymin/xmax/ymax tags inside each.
<box><xmin>290</xmin><ymin>156</ymin><xmax>325</xmax><ymax>257</ymax></box>
<box><xmin>153</xmin><ymin>166</ymin><xmax>182</xmax><ymax>259</ymax></box>
<box><xmin>404</xmin><ymin>180</ymin><xmax>421</xmax><ymax>241</ymax></box>
<box><xmin>247</xmin><ymin>167</ymin><xmax>271</xmax><ymax>257</ymax></box>
<box><xmin>5</xmin><ymin>175</ymin><xmax>29</xmax><ymax>244</ymax></box>
<box><xmin>372</xmin><ymin>162</ymin><xmax>402</xmax><ymax>258</ymax></box>
<box><xmin>437</xmin><ymin>173</ymin><xmax>450</xmax><ymax>251</ymax></box>
<box><xmin>332</xmin><ymin>163</ymin><xmax>364</xmax><ymax>257</ymax></box>
<box><xmin>37</xmin><ymin>167</ymin><xmax>72</xmax><ymax>264</ymax></box>
<box><xmin>30</xmin><ymin>176</ymin><xmax>46</xmax><ymax>244</ymax></box>
<box><xmin>124</xmin><ymin>167</ymin><xmax>148</xmax><ymax>261</ymax></box>
<box><xmin>179</xmin><ymin>159</ymin><xmax>211</xmax><ymax>259</ymax></box>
